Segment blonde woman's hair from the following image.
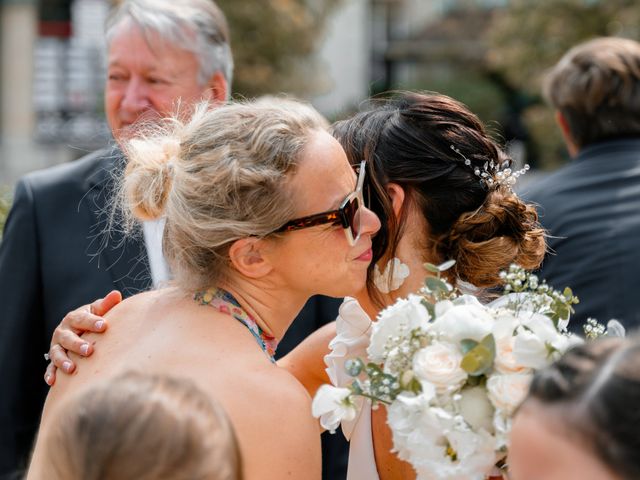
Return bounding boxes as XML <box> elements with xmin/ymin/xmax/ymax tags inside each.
<box><xmin>37</xmin><ymin>371</ymin><xmax>242</xmax><ymax>480</ymax></box>
<box><xmin>119</xmin><ymin>98</ymin><xmax>328</xmax><ymax>291</ymax></box>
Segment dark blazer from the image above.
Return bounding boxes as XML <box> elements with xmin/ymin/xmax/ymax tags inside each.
<box><xmin>0</xmin><ymin>149</ymin><xmax>346</xmax><ymax>479</ymax></box>
<box><xmin>522</xmin><ymin>138</ymin><xmax>640</xmax><ymax>333</ymax></box>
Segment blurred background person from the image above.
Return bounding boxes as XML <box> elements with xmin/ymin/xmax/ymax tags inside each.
<box><xmin>509</xmin><ymin>336</ymin><xmax>640</xmax><ymax>480</ymax></box>
<box><xmin>31</xmin><ymin>371</ymin><xmax>242</xmax><ymax>480</ymax></box>
<box><xmin>524</xmin><ymin>37</ymin><xmax>640</xmax><ymax>332</ymax></box>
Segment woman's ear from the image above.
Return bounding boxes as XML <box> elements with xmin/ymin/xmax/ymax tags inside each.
<box><xmin>386</xmin><ymin>183</ymin><xmax>406</xmax><ymax>218</ymax></box>
<box><xmin>228</xmin><ymin>238</ymin><xmax>273</xmax><ymax>278</ymax></box>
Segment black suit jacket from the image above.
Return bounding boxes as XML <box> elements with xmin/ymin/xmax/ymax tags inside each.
<box><xmin>0</xmin><ymin>148</ymin><xmax>346</xmax><ymax>478</ymax></box>
<box><xmin>522</xmin><ymin>138</ymin><xmax>640</xmax><ymax>333</ymax></box>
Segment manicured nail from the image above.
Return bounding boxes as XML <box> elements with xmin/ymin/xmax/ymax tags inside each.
<box><xmin>80</xmin><ymin>343</ymin><xmax>90</xmax><ymax>356</ymax></box>
<box><xmin>63</xmin><ymin>361</ymin><xmax>72</xmax><ymax>372</ymax></box>
<box><xmin>45</xmin><ymin>374</ymin><xmax>52</xmax><ymax>385</ymax></box>
<box><xmin>95</xmin><ymin>320</ymin><xmax>104</xmax><ymax>330</ymax></box>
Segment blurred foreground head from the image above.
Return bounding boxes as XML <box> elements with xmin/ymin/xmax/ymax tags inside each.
<box><xmin>510</xmin><ymin>337</ymin><xmax>640</xmax><ymax>480</ymax></box>
<box><xmin>37</xmin><ymin>371</ymin><xmax>242</xmax><ymax>480</ymax></box>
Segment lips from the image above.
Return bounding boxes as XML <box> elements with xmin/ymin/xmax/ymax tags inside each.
<box><xmin>355</xmin><ymin>248</ymin><xmax>373</xmax><ymax>262</ymax></box>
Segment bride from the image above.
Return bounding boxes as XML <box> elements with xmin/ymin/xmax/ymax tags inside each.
<box><xmin>45</xmin><ymin>92</ymin><xmax>545</xmax><ymax>479</ymax></box>
<box><xmin>286</xmin><ymin>92</ymin><xmax>546</xmax><ymax>479</ymax></box>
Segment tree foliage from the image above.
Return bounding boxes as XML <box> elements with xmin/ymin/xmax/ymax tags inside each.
<box><xmin>487</xmin><ymin>0</ymin><xmax>640</xmax><ymax>95</ymax></box>
<box><xmin>483</xmin><ymin>0</ymin><xmax>640</xmax><ymax>168</ymax></box>
<box><xmin>217</xmin><ymin>0</ymin><xmax>342</xmax><ymax>97</ymax></box>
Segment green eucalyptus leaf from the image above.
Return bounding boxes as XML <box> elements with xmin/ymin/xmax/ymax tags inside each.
<box><xmin>425</xmin><ymin>276</ymin><xmax>446</xmax><ymax>293</ymax></box>
<box><xmin>460</xmin><ymin>339</ymin><xmax>479</xmax><ymax>354</ymax></box>
<box><xmin>424</xmin><ymin>263</ymin><xmax>440</xmax><ymax>274</ymax></box>
<box><xmin>437</xmin><ymin>259</ymin><xmax>456</xmax><ymax>272</ymax></box>
<box><xmin>461</xmin><ymin>334</ymin><xmax>496</xmax><ymax>376</ymax></box>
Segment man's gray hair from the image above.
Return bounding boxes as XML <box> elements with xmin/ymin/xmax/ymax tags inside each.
<box><xmin>106</xmin><ymin>0</ymin><xmax>233</xmax><ymax>94</ymax></box>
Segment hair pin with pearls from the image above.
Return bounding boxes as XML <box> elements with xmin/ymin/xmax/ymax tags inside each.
<box><xmin>450</xmin><ymin>144</ymin><xmax>529</xmax><ymax>189</ymax></box>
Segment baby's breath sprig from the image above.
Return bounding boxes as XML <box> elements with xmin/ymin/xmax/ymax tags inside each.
<box><xmin>499</xmin><ymin>264</ymin><xmax>579</xmax><ymax>327</ymax></box>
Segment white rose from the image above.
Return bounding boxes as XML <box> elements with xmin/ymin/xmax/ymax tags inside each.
<box><xmin>494</xmin><ymin>335</ymin><xmax>531</xmax><ymax>374</ymax></box>
<box><xmin>430</xmin><ymin>302</ymin><xmax>493</xmax><ymax>344</ymax></box>
<box><xmin>368</xmin><ymin>294</ymin><xmax>430</xmax><ymax>362</ymax></box>
<box><xmin>311</xmin><ymin>385</ymin><xmax>357</xmax><ymax>433</ymax></box>
<box><xmin>458</xmin><ymin>386</ymin><xmax>495</xmax><ymax>433</ymax></box>
<box><xmin>413</xmin><ymin>343</ymin><xmax>467</xmax><ymax>393</ymax></box>
<box><xmin>486</xmin><ymin>373</ymin><xmax>532</xmax><ymax>415</ymax></box>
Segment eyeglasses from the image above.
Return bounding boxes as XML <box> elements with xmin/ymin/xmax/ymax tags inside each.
<box><xmin>270</xmin><ymin>161</ymin><xmax>367</xmax><ymax>246</ymax></box>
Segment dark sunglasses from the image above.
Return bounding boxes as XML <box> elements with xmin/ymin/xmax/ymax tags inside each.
<box><xmin>270</xmin><ymin>161</ymin><xmax>367</xmax><ymax>246</ymax></box>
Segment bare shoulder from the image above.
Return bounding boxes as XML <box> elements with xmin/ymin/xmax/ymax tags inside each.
<box><xmin>228</xmin><ymin>366</ymin><xmax>322</xmax><ymax>480</ymax></box>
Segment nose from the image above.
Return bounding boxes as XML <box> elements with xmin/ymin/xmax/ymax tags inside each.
<box><xmin>360</xmin><ymin>206</ymin><xmax>381</xmax><ymax>237</ymax></box>
<box><xmin>120</xmin><ymin>77</ymin><xmax>151</xmax><ymax>118</ymax></box>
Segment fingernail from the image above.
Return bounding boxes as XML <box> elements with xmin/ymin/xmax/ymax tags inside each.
<box><xmin>95</xmin><ymin>320</ymin><xmax>104</xmax><ymax>330</ymax></box>
<box><xmin>45</xmin><ymin>374</ymin><xmax>52</xmax><ymax>385</ymax></box>
<box><xmin>80</xmin><ymin>343</ymin><xmax>90</xmax><ymax>356</ymax></box>
<box><xmin>63</xmin><ymin>361</ymin><xmax>72</xmax><ymax>372</ymax></box>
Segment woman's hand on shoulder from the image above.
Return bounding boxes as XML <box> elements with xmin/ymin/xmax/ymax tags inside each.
<box><xmin>44</xmin><ymin>290</ymin><xmax>122</xmax><ymax>385</ymax></box>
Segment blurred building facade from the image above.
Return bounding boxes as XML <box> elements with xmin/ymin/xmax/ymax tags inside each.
<box><xmin>0</xmin><ymin>0</ymin><xmax>516</xmax><ymax>189</ymax></box>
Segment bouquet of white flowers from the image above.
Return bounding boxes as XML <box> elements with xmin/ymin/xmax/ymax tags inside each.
<box><xmin>312</xmin><ymin>263</ymin><xmax>620</xmax><ymax>480</ymax></box>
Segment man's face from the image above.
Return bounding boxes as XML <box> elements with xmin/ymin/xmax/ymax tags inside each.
<box><xmin>105</xmin><ymin>22</ymin><xmax>222</xmax><ymax>141</ymax></box>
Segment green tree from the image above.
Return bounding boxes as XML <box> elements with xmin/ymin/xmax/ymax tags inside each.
<box><xmin>217</xmin><ymin>0</ymin><xmax>342</xmax><ymax>97</ymax></box>
<box><xmin>485</xmin><ymin>0</ymin><xmax>640</xmax><ymax>168</ymax></box>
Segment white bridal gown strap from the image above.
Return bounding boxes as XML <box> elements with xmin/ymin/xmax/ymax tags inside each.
<box><xmin>325</xmin><ymin>297</ymin><xmax>380</xmax><ymax>480</ymax></box>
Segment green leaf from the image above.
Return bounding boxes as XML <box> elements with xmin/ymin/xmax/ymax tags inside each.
<box><xmin>460</xmin><ymin>339</ymin><xmax>479</xmax><ymax>354</ymax></box>
<box><xmin>437</xmin><ymin>259</ymin><xmax>456</xmax><ymax>272</ymax></box>
<box><xmin>422</xmin><ymin>300</ymin><xmax>436</xmax><ymax>319</ymax></box>
<box><xmin>424</xmin><ymin>263</ymin><xmax>440</xmax><ymax>274</ymax></box>
<box><xmin>461</xmin><ymin>334</ymin><xmax>496</xmax><ymax>376</ymax></box>
<box><xmin>425</xmin><ymin>276</ymin><xmax>447</xmax><ymax>293</ymax></box>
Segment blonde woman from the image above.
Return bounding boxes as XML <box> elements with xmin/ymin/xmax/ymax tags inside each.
<box><xmin>27</xmin><ymin>99</ymin><xmax>380</xmax><ymax>480</ymax></box>
<box><xmin>35</xmin><ymin>371</ymin><xmax>241</xmax><ymax>480</ymax></box>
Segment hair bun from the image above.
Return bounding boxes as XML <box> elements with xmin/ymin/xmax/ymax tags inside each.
<box><xmin>443</xmin><ymin>189</ymin><xmax>546</xmax><ymax>287</ymax></box>
<box><xmin>123</xmin><ymin>136</ymin><xmax>181</xmax><ymax>222</ymax></box>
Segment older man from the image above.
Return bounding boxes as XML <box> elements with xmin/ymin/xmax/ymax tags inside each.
<box><xmin>0</xmin><ymin>1</ymin><xmax>344</xmax><ymax>477</ymax></box>
<box><xmin>524</xmin><ymin>37</ymin><xmax>640</xmax><ymax>332</ymax></box>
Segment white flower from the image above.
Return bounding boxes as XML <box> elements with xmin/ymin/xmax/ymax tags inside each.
<box><xmin>413</xmin><ymin>342</ymin><xmax>467</xmax><ymax>393</ymax></box>
<box><xmin>458</xmin><ymin>386</ymin><xmax>495</xmax><ymax>433</ymax></box>
<box><xmin>486</xmin><ymin>373</ymin><xmax>532</xmax><ymax>415</ymax></box>
<box><xmin>368</xmin><ymin>294</ymin><xmax>430</xmax><ymax>362</ymax></box>
<box><xmin>494</xmin><ymin>335</ymin><xmax>531</xmax><ymax>375</ymax></box>
<box><xmin>512</xmin><ymin>312</ymin><xmax>579</xmax><ymax>369</ymax></box>
<box><xmin>373</xmin><ymin>257</ymin><xmax>411</xmax><ymax>293</ymax></box>
<box><xmin>311</xmin><ymin>385</ymin><xmax>357</xmax><ymax>433</ymax></box>
<box><xmin>430</xmin><ymin>299</ymin><xmax>493</xmax><ymax>344</ymax></box>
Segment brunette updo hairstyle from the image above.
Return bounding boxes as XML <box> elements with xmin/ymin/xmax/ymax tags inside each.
<box><xmin>523</xmin><ymin>337</ymin><xmax>640</xmax><ymax>480</ymax></box>
<box><xmin>119</xmin><ymin>99</ymin><xmax>328</xmax><ymax>291</ymax></box>
<box><xmin>332</xmin><ymin>92</ymin><xmax>545</xmax><ymax>299</ymax></box>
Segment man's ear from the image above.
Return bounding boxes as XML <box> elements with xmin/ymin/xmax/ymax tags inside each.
<box><xmin>386</xmin><ymin>183</ymin><xmax>406</xmax><ymax>217</ymax></box>
<box><xmin>228</xmin><ymin>238</ymin><xmax>273</xmax><ymax>278</ymax></box>
<box><xmin>555</xmin><ymin>110</ymin><xmax>579</xmax><ymax>158</ymax></box>
<box><xmin>203</xmin><ymin>71</ymin><xmax>228</xmax><ymax>103</ymax></box>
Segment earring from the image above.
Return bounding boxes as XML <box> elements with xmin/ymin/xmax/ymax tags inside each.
<box><xmin>373</xmin><ymin>258</ymin><xmax>410</xmax><ymax>293</ymax></box>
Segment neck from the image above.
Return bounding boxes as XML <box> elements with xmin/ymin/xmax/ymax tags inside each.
<box><xmin>217</xmin><ymin>276</ymin><xmax>307</xmax><ymax>342</ymax></box>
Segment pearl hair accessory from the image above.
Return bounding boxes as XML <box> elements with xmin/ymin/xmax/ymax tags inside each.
<box><xmin>450</xmin><ymin>145</ymin><xmax>530</xmax><ymax>189</ymax></box>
